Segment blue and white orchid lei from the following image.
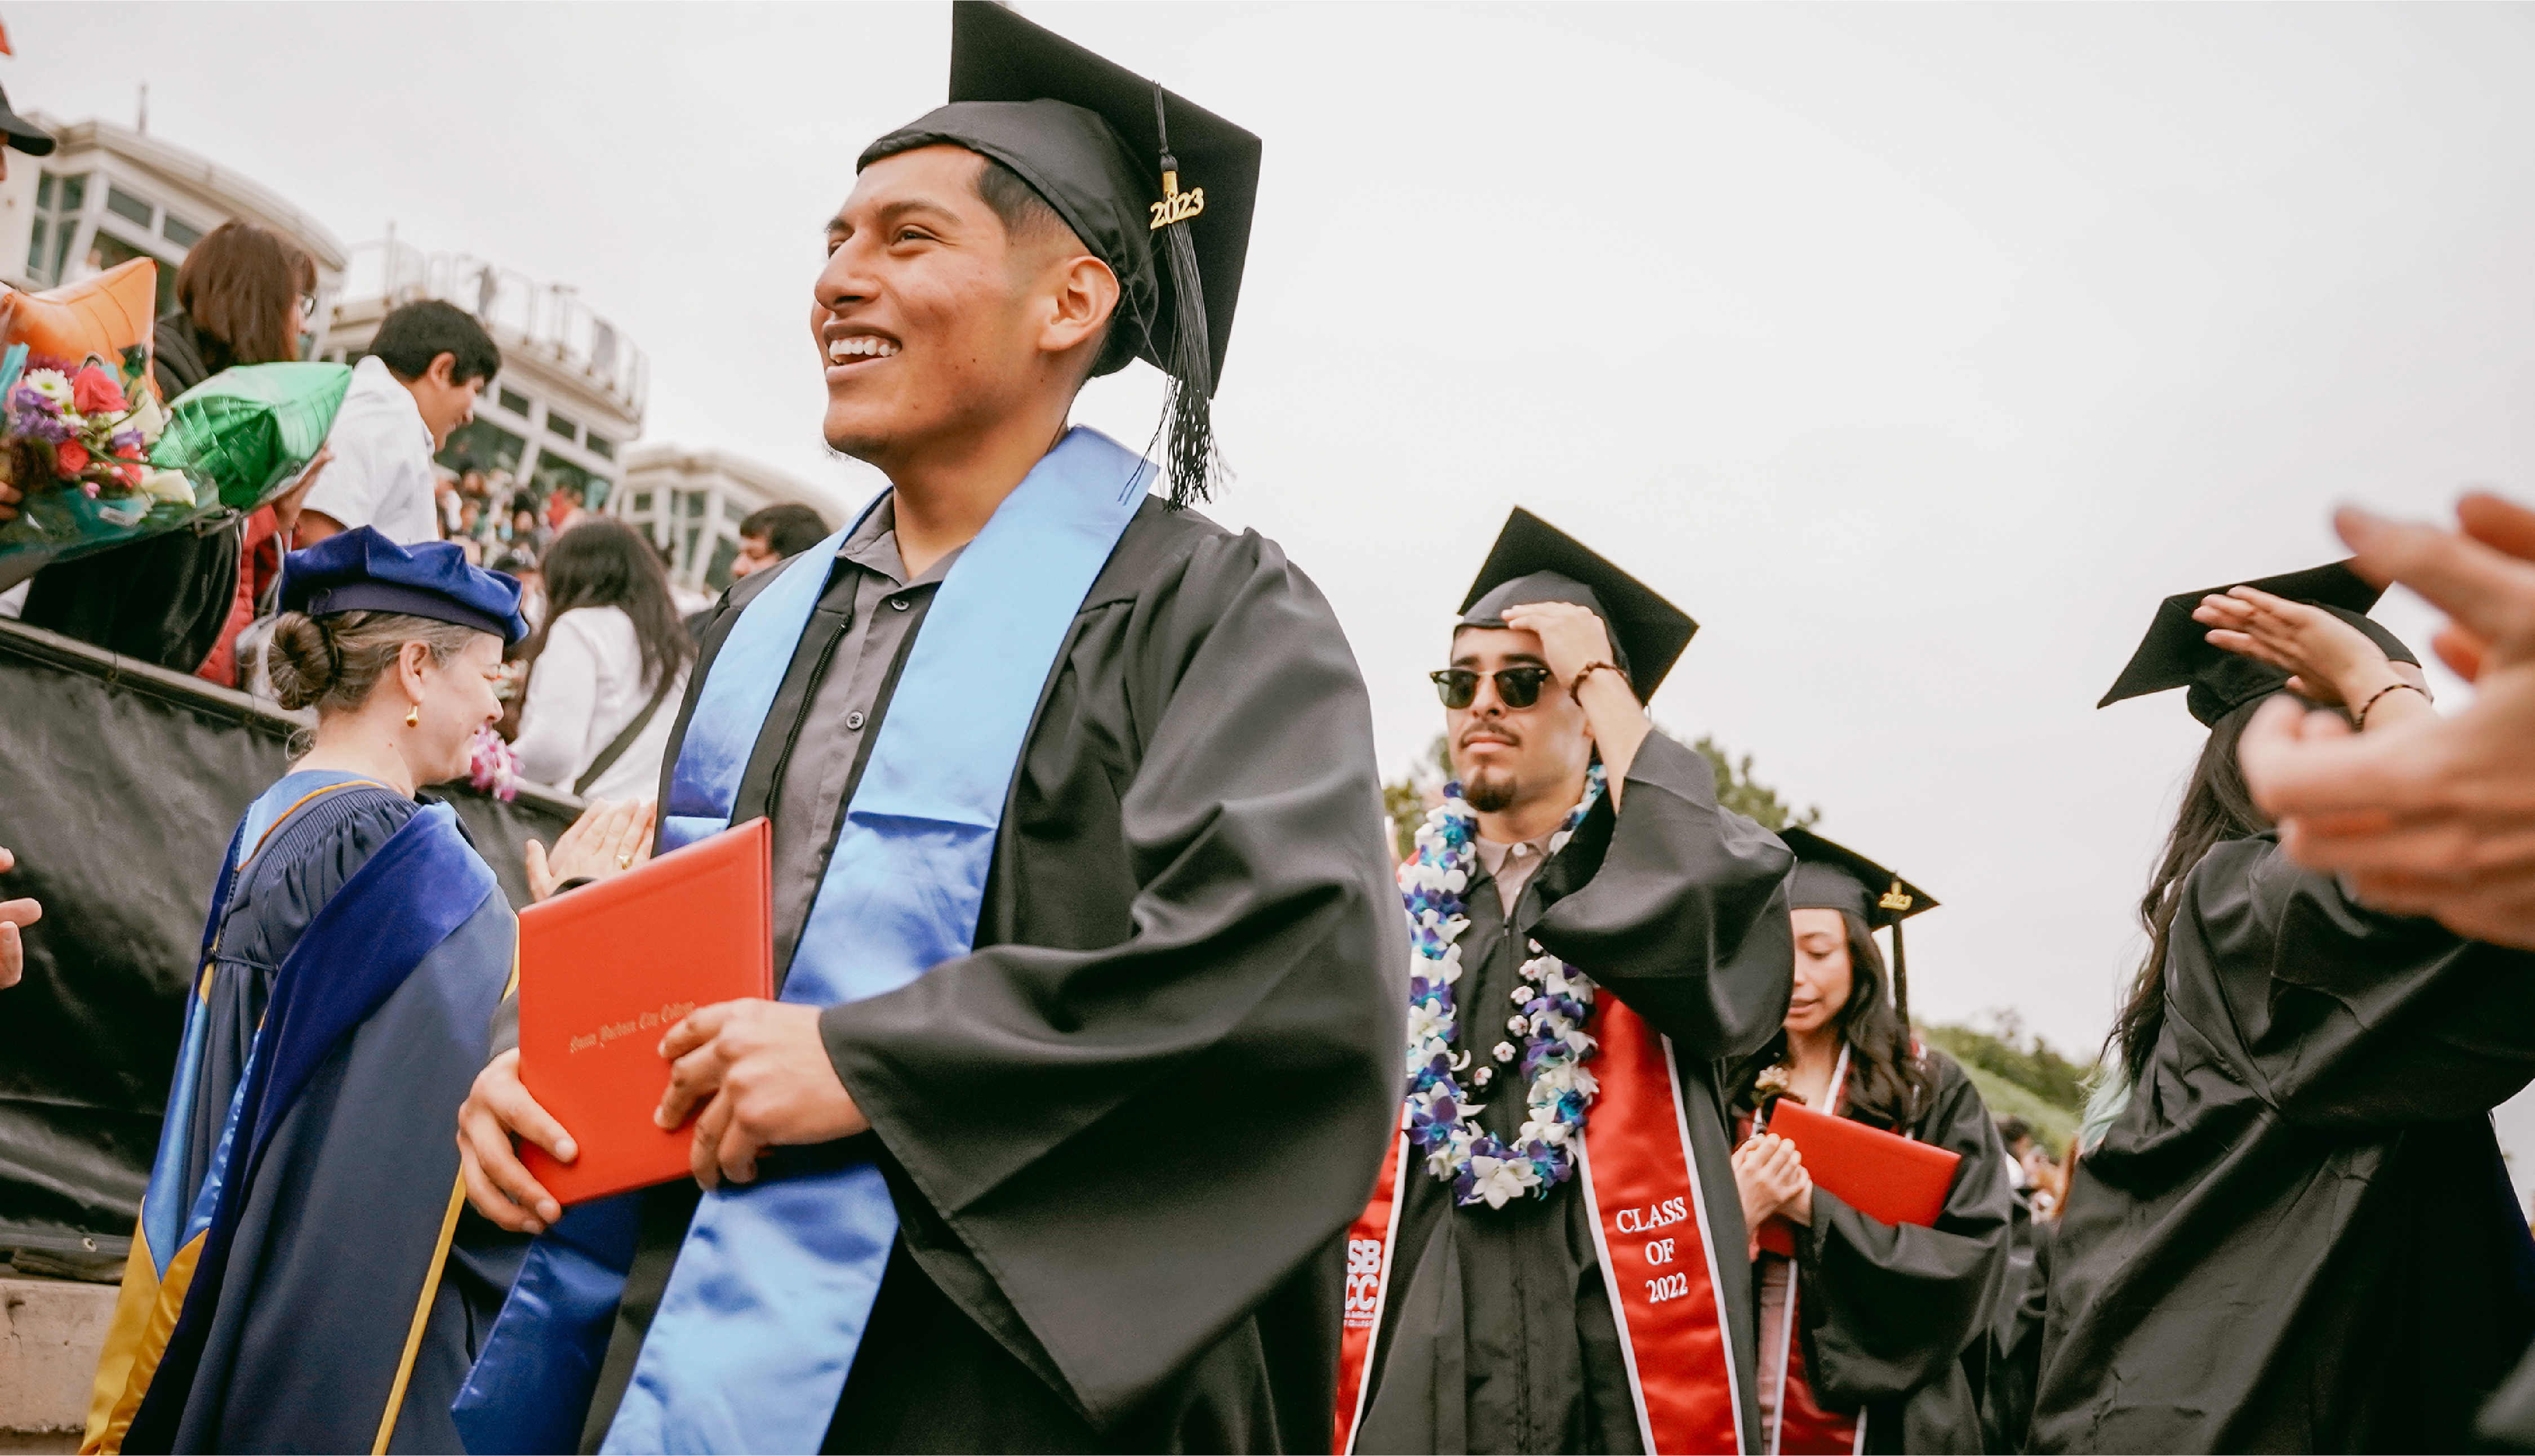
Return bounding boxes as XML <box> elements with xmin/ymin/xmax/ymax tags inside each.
<box><xmin>1397</xmin><ymin>765</ymin><xmax>1604</xmax><ymax>1209</ymax></box>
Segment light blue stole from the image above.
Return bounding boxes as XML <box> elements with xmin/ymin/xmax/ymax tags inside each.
<box><xmin>589</xmin><ymin>427</ymin><xmax>1148</xmax><ymax>1453</ymax></box>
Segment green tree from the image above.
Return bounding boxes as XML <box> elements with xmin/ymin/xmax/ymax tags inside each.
<box><xmin>1920</xmin><ymin>1013</ymin><xmax>2096</xmax><ymax>1155</ymax></box>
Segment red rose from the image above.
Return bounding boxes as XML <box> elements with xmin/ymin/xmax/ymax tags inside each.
<box><xmin>70</xmin><ymin>366</ymin><xmax>128</xmax><ymax>415</ymax></box>
<box><xmin>55</xmin><ymin>439</ymin><xmax>90</xmax><ymax>475</ymax></box>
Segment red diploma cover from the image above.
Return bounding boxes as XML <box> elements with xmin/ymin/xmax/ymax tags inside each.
<box><xmin>1755</xmin><ymin>1095</ymin><xmax>1960</xmax><ymax>1257</ymax></box>
<box><xmin>517</xmin><ymin>817</ymin><xmax>774</xmax><ymax>1205</ymax></box>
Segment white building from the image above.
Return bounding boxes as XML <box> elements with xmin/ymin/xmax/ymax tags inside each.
<box><xmin>2</xmin><ymin>114</ymin><xmax>348</xmax><ymax>330</ymax></box>
<box><xmin>613</xmin><ymin>443</ymin><xmax>842</xmax><ymax>592</ymax></box>
<box><xmin>318</xmin><ymin>239</ymin><xmax>647</xmax><ymax>516</ymax></box>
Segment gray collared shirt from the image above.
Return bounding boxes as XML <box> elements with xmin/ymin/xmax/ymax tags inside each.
<box><xmin>1475</xmin><ymin>828</ymin><xmax>1560</xmax><ymax>916</ymax></box>
<box><xmin>767</xmin><ymin>495</ymin><xmax>966</xmax><ymax>969</ymax></box>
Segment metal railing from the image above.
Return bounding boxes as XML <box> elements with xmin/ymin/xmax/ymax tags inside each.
<box><xmin>334</xmin><ymin>236</ymin><xmax>649</xmax><ymax>416</ymax></box>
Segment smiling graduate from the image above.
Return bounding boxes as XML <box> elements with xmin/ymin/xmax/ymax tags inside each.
<box><xmin>444</xmin><ymin>6</ymin><xmax>1400</xmax><ymax>1453</ymax></box>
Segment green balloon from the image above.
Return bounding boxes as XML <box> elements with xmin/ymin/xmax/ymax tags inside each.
<box><xmin>150</xmin><ymin>360</ymin><xmax>354</xmax><ymax>508</ymax></box>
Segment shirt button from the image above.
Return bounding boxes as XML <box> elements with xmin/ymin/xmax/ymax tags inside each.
<box><xmin>845</xmin><ymin>710</ymin><xmax>866</xmax><ymax>730</ymax></box>
<box><xmin>889</xmin><ymin>596</ymin><xmax>910</xmax><ymax>612</ymax></box>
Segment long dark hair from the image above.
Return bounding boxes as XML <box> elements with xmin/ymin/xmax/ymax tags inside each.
<box><xmin>2109</xmin><ymin>699</ymin><xmax>2274</xmax><ymax>1087</ymax></box>
<box><xmin>521</xmin><ymin>518</ymin><xmax>695</xmax><ymax>693</ymax></box>
<box><xmin>1728</xmin><ymin>912</ymin><xmax>1933</xmax><ymax>1130</ymax></box>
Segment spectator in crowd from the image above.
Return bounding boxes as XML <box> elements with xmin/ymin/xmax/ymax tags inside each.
<box><xmin>437</xmin><ymin>469</ymin><xmax>466</xmax><ymax>538</ymax></box>
<box><xmin>508</xmin><ymin>518</ymin><xmax>695</xmax><ymax>802</ymax></box>
<box><xmin>508</xmin><ymin>504</ymin><xmax>551</xmax><ymax>556</ymax></box>
<box><xmin>21</xmin><ymin>220</ymin><xmax>329</xmax><ymax>679</ymax></box>
<box><xmin>492</xmin><ymin>549</ymin><xmax>544</xmax><ymax>631</ymax></box>
<box><xmin>731</xmin><ymin>502</ymin><xmax>831</xmax><ymax>579</ymax></box>
<box><xmin>2241</xmin><ymin>494</ymin><xmax>2535</xmax><ymax>949</ymax></box>
<box><xmin>455</xmin><ymin>499</ymin><xmax>486</xmax><ymax>563</ymax></box>
<box><xmin>296</xmin><ymin>300</ymin><xmax>498</xmax><ymax>546</ymax></box>
<box><xmin>0</xmin><ymin>844</ymin><xmax>38</xmax><ymax>990</ymax></box>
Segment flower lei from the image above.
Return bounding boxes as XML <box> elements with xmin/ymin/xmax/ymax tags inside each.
<box><xmin>1398</xmin><ymin>764</ymin><xmax>1604</xmax><ymax>1209</ymax></box>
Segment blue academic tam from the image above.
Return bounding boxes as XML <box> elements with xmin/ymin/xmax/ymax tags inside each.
<box><xmin>281</xmin><ymin>525</ymin><xmax>530</xmax><ymax>644</ymax></box>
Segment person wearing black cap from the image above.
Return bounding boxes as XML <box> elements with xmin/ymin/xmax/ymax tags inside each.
<box><xmin>1722</xmin><ymin>831</ymin><xmax>2012</xmax><ymax>1454</ymax></box>
<box><xmin>88</xmin><ymin>528</ymin><xmax>645</xmax><ymax>1453</ymax></box>
<box><xmin>2029</xmin><ymin>563</ymin><xmax>2535</xmax><ymax>1454</ymax></box>
<box><xmin>0</xmin><ymin>83</ymin><xmax>54</xmax><ymax>183</ymax></box>
<box><xmin>1336</xmin><ymin>508</ymin><xmax>1794</xmax><ymax>1455</ymax></box>
<box><xmin>446</xmin><ymin>7</ymin><xmax>1395</xmax><ymax>1454</ymax></box>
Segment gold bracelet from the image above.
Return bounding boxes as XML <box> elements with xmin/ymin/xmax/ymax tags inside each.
<box><xmin>1569</xmin><ymin>661</ymin><xmax>1624</xmax><ymax>705</ymax></box>
<box><xmin>2354</xmin><ymin>680</ymin><xmax>2426</xmax><ymax>731</ymax></box>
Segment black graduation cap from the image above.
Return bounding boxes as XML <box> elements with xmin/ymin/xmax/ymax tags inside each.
<box><xmin>861</xmin><ymin>1</ymin><xmax>1261</xmax><ymax>510</ymax></box>
<box><xmin>1780</xmin><ymin>826</ymin><xmax>1936</xmax><ymax>1026</ymax></box>
<box><xmin>1456</xmin><ymin>509</ymin><xmax>1698</xmax><ymax>702</ymax></box>
<box><xmin>2098</xmin><ymin>559</ymin><xmax>2420</xmax><ymax>728</ymax></box>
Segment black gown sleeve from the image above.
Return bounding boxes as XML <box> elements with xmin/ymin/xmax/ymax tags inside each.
<box><xmin>816</xmin><ymin>526</ymin><xmax>1402</xmax><ymax>1429</ymax></box>
<box><xmin>1528</xmin><ymin>730</ymin><xmax>1795</xmax><ymax>1058</ymax></box>
<box><xmin>1794</xmin><ymin>1053</ymin><xmax>2014</xmax><ymax>1410</ymax></box>
<box><xmin>2185</xmin><ymin>837</ymin><xmax>2535</xmax><ymax>1130</ymax></box>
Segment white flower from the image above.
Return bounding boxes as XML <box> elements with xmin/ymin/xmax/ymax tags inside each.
<box><xmin>1517</xmin><ymin>1117</ymin><xmax>1572</xmax><ymax>1147</ymax></box>
<box><xmin>1549</xmin><ymin>829</ymin><xmax>1573</xmax><ymax>854</ymax></box>
<box><xmin>21</xmin><ymin>369</ymin><xmax>71</xmax><ymax>407</ymax></box>
<box><xmin>1404</xmin><ymin>1002</ymin><xmax>1451</xmax><ymax>1047</ymax></box>
<box><xmin>139</xmin><ymin>469</ymin><xmax>195</xmax><ymax>506</ymax></box>
<box><xmin>1466</xmin><ymin>1156</ymin><xmax>1541</xmax><ymax>1209</ymax></box>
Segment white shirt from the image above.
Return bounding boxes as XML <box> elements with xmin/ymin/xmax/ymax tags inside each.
<box><xmin>302</xmin><ymin>356</ymin><xmax>440</xmax><ymax>544</ymax></box>
<box><xmin>511</xmin><ymin>605</ymin><xmax>687</xmax><ymax>802</ymax></box>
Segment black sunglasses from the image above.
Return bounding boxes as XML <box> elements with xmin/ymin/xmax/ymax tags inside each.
<box><xmin>1430</xmin><ymin>666</ymin><xmax>1553</xmax><ymax>710</ymax></box>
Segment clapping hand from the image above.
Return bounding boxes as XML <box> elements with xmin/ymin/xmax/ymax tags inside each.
<box><xmin>2240</xmin><ymin>495</ymin><xmax>2535</xmax><ymax>946</ymax></box>
<box><xmin>0</xmin><ymin>846</ymin><xmax>39</xmax><ymax>989</ymax></box>
<box><xmin>525</xmin><ymin>798</ymin><xmax>656</xmax><ymax>902</ymax></box>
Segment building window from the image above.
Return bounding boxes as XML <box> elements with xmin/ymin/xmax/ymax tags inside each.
<box><xmin>533</xmin><ymin>452</ymin><xmax>611</xmax><ymax>513</ymax></box>
<box><xmin>28</xmin><ymin>171</ymin><xmax>87</xmax><ymax>287</ymax></box>
<box><xmin>497</xmin><ymin>387</ymin><xmax>531</xmax><ymax>418</ymax></box>
<box><xmin>684</xmin><ymin>491</ymin><xmax>708</xmax><ymax>518</ymax></box>
<box><xmin>585</xmin><ymin>434</ymin><xmax>615</xmax><ymax>461</ymax></box>
<box><xmin>682</xmin><ymin>525</ymin><xmax>702</xmax><ymax>572</ymax></box>
<box><xmin>161</xmin><ymin>214</ymin><xmax>203</xmax><ymax>247</ymax></box>
<box><xmin>439</xmin><ymin>418</ymin><xmax>527</xmax><ymax>478</ymax></box>
<box><xmin>723</xmin><ymin>501</ymin><xmax>745</xmax><ymax>524</ymax></box>
<box><xmin>545</xmin><ymin>409</ymin><xmax>581</xmax><ymax>442</ymax></box>
<box><xmin>104</xmin><ymin>184</ymin><xmax>154</xmax><ymax>228</ymax></box>
<box><xmin>89</xmin><ymin>230</ymin><xmax>180</xmax><ymax>315</ymax></box>
<box><xmin>631</xmin><ymin>492</ymin><xmax>653</xmax><ymax>514</ymax></box>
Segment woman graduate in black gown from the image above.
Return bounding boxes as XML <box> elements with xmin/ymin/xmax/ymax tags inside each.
<box><xmin>2031</xmin><ymin>563</ymin><xmax>2535</xmax><ymax>1454</ymax></box>
<box><xmin>86</xmin><ymin>529</ymin><xmax>641</xmax><ymax>1454</ymax></box>
<box><xmin>1727</xmin><ymin>831</ymin><xmax>2012</xmax><ymax>1455</ymax></box>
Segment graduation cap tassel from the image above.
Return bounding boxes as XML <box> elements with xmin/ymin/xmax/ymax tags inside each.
<box><xmin>1150</xmin><ymin>84</ymin><xmax>1226</xmax><ymax>510</ymax></box>
<box><xmin>1891</xmin><ymin>918</ymin><xmax>1911</xmax><ymax>1033</ymax></box>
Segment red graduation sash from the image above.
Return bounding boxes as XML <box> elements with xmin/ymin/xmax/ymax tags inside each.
<box><xmin>1331</xmin><ymin>996</ymin><xmax>1746</xmax><ymax>1455</ymax></box>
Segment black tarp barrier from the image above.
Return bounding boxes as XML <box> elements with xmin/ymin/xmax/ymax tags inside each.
<box><xmin>0</xmin><ymin>618</ymin><xmax>576</xmax><ymax>1270</ymax></box>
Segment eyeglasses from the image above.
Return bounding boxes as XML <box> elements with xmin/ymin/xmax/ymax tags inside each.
<box><xmin>1430</xmin><ymin>666</ymin><xmax>1553</xmax><ymax>710</ymax></box>
<box><xmin>297</xmin><ymin>293</ymin><xmax>319</xmax><ymax>322</ymax></box>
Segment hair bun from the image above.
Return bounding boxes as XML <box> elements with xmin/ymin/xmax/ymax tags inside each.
<box><xmin>265</xmin><ymin>612</ymin><xmax>338</xmax><ymax>711</ymax></box>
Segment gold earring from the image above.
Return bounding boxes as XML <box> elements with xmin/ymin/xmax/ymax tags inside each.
<box><xmin>406</xmin><ymin>704</ymin><xmax>421</xmax><ymax>727</ymax></box>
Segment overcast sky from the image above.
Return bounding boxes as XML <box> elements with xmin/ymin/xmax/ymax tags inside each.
<box><xmin>20</xmin><ymin>3</ymin><xmax>2535</xmax><ymax>1060</ymax></box>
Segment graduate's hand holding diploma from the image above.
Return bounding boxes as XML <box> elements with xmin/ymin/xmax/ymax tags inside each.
<box><xmin>2239</xmin><ymin>495</ymin><xmax>2535</xmax><ymax>947</ymax></box>
<box><xmin>654</xmin><ymin>1000</ymin><xmax>869</xmax><ymax>1189</ymax></box>
<box><xmin>1732</xmin><ymin>1132</ymin><xmax>1814</xmax><ymax>1260</ymax></box>
<box><xmin>459</xmin><ymin>1049</ymin><xmax>576</xmax><ymax>1234</ymax></box>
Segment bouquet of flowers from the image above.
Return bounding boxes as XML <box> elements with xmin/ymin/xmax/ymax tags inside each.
<box><xmin>0</xmin><ymin>354</ymin><xmax>351</xmax><ymax>591</ymax></box>
<box><xmin>1</xmin><ymin>345</ymin><xmax>190</xmax><ymax>504</ymax></box>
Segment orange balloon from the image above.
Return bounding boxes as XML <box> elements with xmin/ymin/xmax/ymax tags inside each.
<box><xmin>0</xmin><ymin>257</ymin><xmax>159</xmax><ymax>397</ymax></box>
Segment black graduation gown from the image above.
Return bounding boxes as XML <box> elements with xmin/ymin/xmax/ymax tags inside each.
<box><xmin>1756</xmin><ymin>1050</ymin><xmax>2013</xmax><ymax>1455</ymax></box>
<box><xmin>2031</xmin><ymin>833</ymin><xmax>2535</xmax><ymax>1454</ymax></box>
<box><xmin>1353</xmin><ymin>731</ymin><xmax>1794</xmax><ymax>1454</ymax></box>
<box><xmin>1977</xmin><ymin>1194</ymin><xmax>2051</xmax><ymax>1455</ymax></box>
<box><xmin>575</xmin><ymin>497</ymin><xmax>1402</xmax><ymax>1452</ymax></box>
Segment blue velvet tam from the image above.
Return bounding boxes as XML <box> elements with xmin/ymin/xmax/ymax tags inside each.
<box><xmin>280</xmin><ymin>526</ymin><xmax>528</xmax><ymax>645</ymax></box>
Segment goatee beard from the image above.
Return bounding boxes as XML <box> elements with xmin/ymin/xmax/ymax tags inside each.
<box><xmin>1464</xmin><ymin>769</ymin><xmax>1517</xmax><ymax>814</ymax></box>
